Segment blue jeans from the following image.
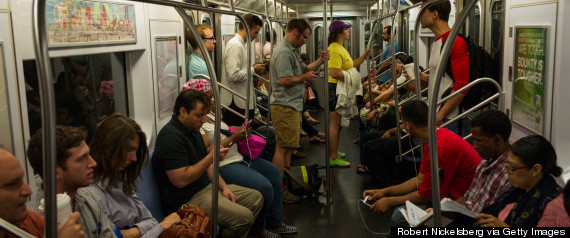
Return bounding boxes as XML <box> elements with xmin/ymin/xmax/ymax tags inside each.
<box><xmin>219</xmin><ymin>158</ymin><xmax>283</xmax><ymax>234</ymax></box>
<box><xmin>443</xmin><ymin>118</ymin><xmax>463</xmax><ymax>136</ymax></box>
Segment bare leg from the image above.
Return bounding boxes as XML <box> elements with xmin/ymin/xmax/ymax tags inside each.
<box><xmin>328</xmin><ymin>111</ymin><xmax>342</xmax><ymax>160</ymax></box>
<box><xmin>273</xmin><ymin>146</ymin><xmax>291</xmax><ymax>176</ymax></box>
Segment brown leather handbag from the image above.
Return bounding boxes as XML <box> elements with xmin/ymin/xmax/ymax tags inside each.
<box><xmin>159</xmin><ymin>204</ymin><xmax>212</xmax><ymax>238</ymax></box>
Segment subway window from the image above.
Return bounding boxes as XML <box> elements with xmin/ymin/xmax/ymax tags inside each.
<box><xmin>23</xmin><ymin>53</ymin><xmax>128</xmax><ymax>142</ymax></box>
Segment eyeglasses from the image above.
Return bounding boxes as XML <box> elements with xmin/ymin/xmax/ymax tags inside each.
<box><xmin>202</xmin><ymin>36</ymin><xmax>215</xmax><ymax>40</ymax></box>
<box><xmin>505</xmin><ymin>165</ymin><xmax>528</xmax><ymax>174</ymax></box>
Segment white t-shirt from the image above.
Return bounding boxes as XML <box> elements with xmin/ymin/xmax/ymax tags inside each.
<box><xmin>428</xmin><ymin>38</ymin><xmax>458</xmax><ymax>119</ymax></box>
<box><xmin>200</xmin><ymin>114</ymin><xmax>243</xmax><ymax>167</ymax></box>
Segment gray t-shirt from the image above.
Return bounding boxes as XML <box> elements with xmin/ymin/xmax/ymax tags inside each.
<box><xmin>269</xmin><ymin>40</ymin><xmax>306</xmax><ymax>111</ymax></box>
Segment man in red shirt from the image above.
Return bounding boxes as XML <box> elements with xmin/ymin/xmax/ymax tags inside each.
<box><xmin>419</xmin><ymin>0</ymin><xmax>470</xmax><ymax>135</ymax></box>
<box><xmin>0</xmin><ymin>148</ymin><xmax>84</xmax><ymax>237</ymax></box>
<box><xmin>363</xmin><ymin>100</ymin><xmax>481</xmax><ymax>222</ymax></box>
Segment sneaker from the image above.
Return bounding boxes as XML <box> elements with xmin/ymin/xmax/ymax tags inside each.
<box><xmin>330</xmin><ymin>157</ymin><xmax>351</xmax><ymax>167</ymax></box>
<box><xmin>279</xmin><ymin>224</ymin><xmax>298</xmax><ymax>234</ymax></box>
<box><xmin>263</xmin><ymin>231</ymin><xmax>281</xmax><ymax>238</ymax></box>
<box><xmin>337</xmin><ymin>151</ymin><xmax>345</xmax><ymax>158</ymax></box>
<box><xmin>282</xmin><ymin>187</ymin><xmax>302</xmax><ymax>203</ymax></box>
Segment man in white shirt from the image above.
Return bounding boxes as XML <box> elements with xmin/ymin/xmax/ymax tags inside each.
<box><xmin>222</xmin><ymin>13</ymin><xmax>266</xmax><ymax>126</ymax></box>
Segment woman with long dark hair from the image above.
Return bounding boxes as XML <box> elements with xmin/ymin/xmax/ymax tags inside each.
<box><xmin>474</xmin><ymin>135</ymin><xmax>563</xmax><ymax>227</ymax></box>
<box><xmin>87</xmin><ymin>113</ymin><xmax>181</xmax><ymax>237</ymax></box>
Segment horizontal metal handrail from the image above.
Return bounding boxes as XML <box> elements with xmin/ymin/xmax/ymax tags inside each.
<box><xmin>254</xmin><ymin>73</ymin><xmax>270</xmax><ymax>84</ymax></box>
<box><xmin>0</xmin><ymin>218</ymin><xmax>35</xmax><ymax>238</ymax></box>
<box><xmin>218</xmin><ymin>83</ymin><xmax>247</xmax><ymax>101</ymax></box>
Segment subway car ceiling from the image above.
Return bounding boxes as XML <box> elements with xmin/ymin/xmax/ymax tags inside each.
<box><xmin>188</xmin><ymin>0</ymin><xmax>418</xmax><ymax>18</ymax></box>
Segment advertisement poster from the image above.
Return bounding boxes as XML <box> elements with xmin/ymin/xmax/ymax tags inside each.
<box><xmin>512</xmin><ymin>27</ymin><xmax>548</xmax><ymax>134</ymax></box>
<box><xmin>46</xmin><ymin>0</ymin><xmax>136</xmax><ymax>47</ymax></box>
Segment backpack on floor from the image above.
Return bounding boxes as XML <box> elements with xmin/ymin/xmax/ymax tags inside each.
<box><xmin>284</xmin><ymin>164</ymin><xmax>322</xmax><ymax>197</ymax></box>
<box><xmin>442</xmin><ymin>34</ymin><xmax>500</xmax><ymax>110</ymax></box>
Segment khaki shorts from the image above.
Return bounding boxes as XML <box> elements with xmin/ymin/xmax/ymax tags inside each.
<box><xmin>270</xmin><ymin>104</ymin><xmax>301</xmax><ymax>148</ymax></box>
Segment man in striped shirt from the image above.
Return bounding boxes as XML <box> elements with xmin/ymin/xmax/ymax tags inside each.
<box><xmin>457</xmin><ymin>110</ymin><xmax>512</xmax><ymax>213</ymax></box>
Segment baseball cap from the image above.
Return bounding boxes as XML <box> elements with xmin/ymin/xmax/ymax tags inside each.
<box><xmin>329</xmin><ymin>20</ymin><xmax>352</xmax><ymax>32</ymax></box>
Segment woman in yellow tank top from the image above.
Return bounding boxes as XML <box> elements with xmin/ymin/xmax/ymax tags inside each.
<box><xmin>327</xmin><ymin>20</ymin><xmax>370</xmax><ymax>167</ymax></box>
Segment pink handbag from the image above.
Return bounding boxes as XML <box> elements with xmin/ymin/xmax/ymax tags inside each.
<box><xmin>229</xmin><ymin>128</ymin><xmax>266</xmax><ymax>160</ymax></box>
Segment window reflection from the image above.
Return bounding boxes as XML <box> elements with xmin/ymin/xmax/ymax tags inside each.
<box><xmin>157</xmin><ymin>37</ymin><xmax>180</xmax><ymax>118</ymax></box>
<box><xmin>23</xmin><ymin>53</ymin><xmax>128</xmax><ymax>142</ymax></box>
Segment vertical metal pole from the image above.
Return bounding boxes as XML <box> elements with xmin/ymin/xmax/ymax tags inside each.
<box><xmin>427</xmin><ymin>0</ymin><xmax>479</xmax><ymax>227</ymax></box>
<box><xmin>32</xmin><ymin>0</ymin><xmax>57</xmax><ymax>237</ymax></box>
<box><xmin>392</xmin><ymin>2</ymin><xmax>403</xmax><ymax>161</ymax></box>
<box><xmin>323</xmin><ymin>0</ymin><xmax>331</xmax><ymax>205</ymax></box>
<box><xmin>378</xmin><ymin>0</ymin><xmax>381</xmax><ymax>19</ymax></box>
<box><xmin>264</xmin><ymin>0</ymin><xmax>274</xmax><ymax>140</ymax></box>
<box><xmin>286</xmin><ymin>5</ymin><xmax>289</xmax><ymax>22</ymax></box>
<box><xmin>280</xmin><ymin>1</ymin><xmax>284</xmax><ymax>22</ymax></box>
<box><xmin>176</xmin><ymin>7</ymin><xmax>222</xmax><ymax>236</ymax></box>
<box><xmin>227</xmin><ymin>0</ymin><xmax>251</xmax><ymax>120</ymax></box>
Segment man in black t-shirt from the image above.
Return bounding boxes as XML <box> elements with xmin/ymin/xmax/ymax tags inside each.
<box><xmin>153</xmin><ymin>89</ymin><xmax>263</xmax><ymax>238</ymax></box>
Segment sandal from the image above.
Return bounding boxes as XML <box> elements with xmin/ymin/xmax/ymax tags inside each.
<box><xmin>317</xmin><ymin>132</ymin><xmax>326</xmax><ymax>139</ymax></box>
<box><xmin>307</xmin><ymin>116</ymin><xmax>320</xmax><ymax>125</ymax></box>
<box><xmin>356</xmin><ymin>165</ymin><xmax>368</xmax><ymax>174</ymax></box>
<box><xmin>353</xmin><ymin>136</ymin><xmax>360</xmax><ymax>144</ymax></box>
<box><xmin>309</xmin><ymin>135</ymin><xmax>325</xmax><ymax>143</ymax></box>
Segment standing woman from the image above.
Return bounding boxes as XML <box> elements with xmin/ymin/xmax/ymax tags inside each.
<box><xmin>327</xmin><ymin>20</ymin><xmax>370</xmax><ymax>166</ymax></box>
<box><xmin>86</xmin><ymin>113</ymin><xmax>181</xmax><ymax>238</ymax></box>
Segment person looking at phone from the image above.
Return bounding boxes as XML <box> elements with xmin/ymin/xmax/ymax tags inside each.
<box><xmin>181</xmin><ymin>79</ymin><xmax>297</xmax><ymax>238</ymax></box>
<box><xmin>270</xmin><ymin>19</ymin><xmax>329</xmax><ymax>203</ymax></box>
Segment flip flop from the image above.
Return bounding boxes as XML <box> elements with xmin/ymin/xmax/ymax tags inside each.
<box><xmin>310</xmin><ymin>135</ymin><xmax>325</xmax><ymax>143</ymax></box>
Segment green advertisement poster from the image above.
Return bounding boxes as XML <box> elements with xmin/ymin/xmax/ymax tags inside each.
<box><xmin>513</xmin><ymin>27</ymin><xmax>547</xmax><ymax>134</ymax></box>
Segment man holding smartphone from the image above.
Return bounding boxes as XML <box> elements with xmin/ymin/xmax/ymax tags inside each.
<box><xmin>270</xmin><ymin>19</ymin><xmax>329</xmax><ymax>203</ymax></box>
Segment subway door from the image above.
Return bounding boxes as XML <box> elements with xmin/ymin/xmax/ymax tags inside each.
<box><xmin>148</xmin><ymin>5</ymin><xmax>184</xmax><ymax>135</ymax></box>
<box><xmin>504</xmin><ymin>1</ymin><xmax>556</xmax><ymax>142</ymax></box>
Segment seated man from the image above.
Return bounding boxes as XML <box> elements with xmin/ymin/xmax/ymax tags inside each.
<box><xmin>27</xmin><ymin>126</ymin><xmax>116</xmax><ymax>238</ymax></box>
<box><xmin>457</xmin><ymin>110</ymin><xmax>512</xmax><ymax>213</ymax></box>
<box><xmin>363</xmin><ymin>100</ymin><xmax>481</xmax><ymax>222</ymax></box>
<box><xmin>0</xmin><ymin>148</ymin><xmax>84</xmax><ymax>237</ymax></box>
<box><xmin>152</xmin><ymin>89</ymin><xmax>263</xmax><ymax>238</ymax></box>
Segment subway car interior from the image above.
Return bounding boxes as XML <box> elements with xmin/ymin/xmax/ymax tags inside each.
<box><xmin>1</xmin><ymin>0</ymin><xmax>570</xmax><ymax>237</ymax></box>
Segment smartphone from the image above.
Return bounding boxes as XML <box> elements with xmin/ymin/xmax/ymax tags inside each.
<box><xmin>225</xmin><ymin>141</ymin><xmax>234</xmax><ymax>148</ymax></box>
<box><xmin>361</xmin><ymin>196</ymin><xmax>376</xmax><ymax>207</ymax></box>
<box><xmin>245</xmin><ymin>119</ymin><xmax>253</xmax><ymax>129</ymax></box>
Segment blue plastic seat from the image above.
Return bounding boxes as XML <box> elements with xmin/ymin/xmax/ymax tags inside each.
<box><xmin>136</xmin><ymin>150</ymin><xmax>166</xmax><ymax>221</ymax></box>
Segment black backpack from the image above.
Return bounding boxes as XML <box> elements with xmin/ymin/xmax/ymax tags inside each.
<box><xmin>442</xmin><ymin>34</ymin><xmax>500</xmax><ymax>110</ymax></box>
<box><xmin>284</xmin><ymin>164</ymin><xmax>323</xmax><ymax>197</ymax></box>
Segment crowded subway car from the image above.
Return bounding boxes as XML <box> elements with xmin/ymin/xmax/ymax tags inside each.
<box><xmin>1</xmin><ymin>0</ymin><xmax>570</xmax><ymax>237</ymax></box>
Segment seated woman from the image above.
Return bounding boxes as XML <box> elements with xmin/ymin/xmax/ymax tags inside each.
<box><xmin>183</xmin><ymin>79</ymin><xmax>297</xmax><ymax>238</ymax></box>
<box><xmin>86</xmin><ymin>113</ymin><xmax>181</xmax><ymax>238</ymax></box>
<box><xmin>474</xmin><ymin>135</ymin><xmax>563</xmax><ymax>227</ymax></box>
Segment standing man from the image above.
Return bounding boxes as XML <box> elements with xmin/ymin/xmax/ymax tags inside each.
<box><xmin>222</xmin><ymin>13</ymin><xmax>266</xmax><ymax>126</ymax></box>
<box><xmin>186</xmin><ymin>24</ymin><xmax>217</xmax><ymax>78</ymax></box>
<box><xmin>377</xmin><ymin>26</ymin><xmax>400</xmax><ymax>84</ymax></box>
<box><xmin>270</xmin><ymin>19</ymin><xmax>329</xmax><ymax>203</ymax></box>
<box><xmin>419</xmin><ymin>0</ymin><xmax>470</xmax><ymax>134</ymax></box>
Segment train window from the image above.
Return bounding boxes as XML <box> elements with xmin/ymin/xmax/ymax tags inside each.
<box><xmin>0</xmin><ymin>42</ymin><xmax>14</xmax><ymax>152</ymax></box>
<box><xmin>23</xmin><ymin>52</ymin><xmax>128</xmax><ymax>142</ymax></box>
<box><xmin>466</xmin><ymin>3</ymin><xmax>481</xmax><ymax>45</ymax></box>
<box><xmin>201</xmin><ymin>13</ymin><xmax>211</xmax><ymax>26</ymax></box>
<box><xmin>491</xmin><ymin>0</ymin><xmax>504</xmax><ymax>60</ymax></box>
<box><xmin>156</xmin><ymin>37</ymin><xmax>180</xmax><ymax>119</ymax></box>
<box><xmin>313</xmin><ymin>25</ymin><xmax>323</xmax><ymax>61</ymax></box>
<box><xmin>365</xmin><ymin>22</ymin><xmax>382</xmax><ymax>59</ymax></box>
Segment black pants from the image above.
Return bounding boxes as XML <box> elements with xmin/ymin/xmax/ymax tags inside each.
<box><xmin>222</xmin><ymin>100</ymin><xmax>255</xmax><ymax>127</ymax></box>
<box><xmin>362</xmin><ymin>130</ymin><xmax>421</xmax><ymax>188</ymax></box>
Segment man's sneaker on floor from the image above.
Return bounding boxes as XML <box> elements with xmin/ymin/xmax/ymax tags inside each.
<box><xmin>330</xmin><ymin>157</ymin><xmax>351</xmax><ymax>167</ymax></box>
<box><xmin>263</xmin><ymin>231</ymin><xmax>281</xmax><ymax>238</ymax></box>
<box><xmin>337</xmin><ymin>151</ymin><xmax>345</xmax><ymax>158</ymax></box>
<box><xmin>282</xmin><ymin>187</ymin><xmax>301</xmax><ymax>203</ymax></box>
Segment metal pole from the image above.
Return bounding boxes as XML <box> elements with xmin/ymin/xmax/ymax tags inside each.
<box><xmin>427</xmin><ymin>0</ymin><xmax>479</xmax><ymax>227</ymax></box>
<box><xmin>392</xmin><ymin>0</ymin><xmax>404</xmax><ymax>162</ymax></box>
<box><xmin>32</xmin><ymin>0</ymin><xmax>57</xmax><ymax>237</ymax></box>
<box><xmin>323</xmin><ymin>0</ymin><xmax>331</xmax><ymax>205</ymax></box>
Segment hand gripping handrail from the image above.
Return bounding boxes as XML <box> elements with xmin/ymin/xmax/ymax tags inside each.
<box><xmin>427</xmin><ymin>0</ymin><xmax>480</xmax><ymax>226</ymax></box>
<box><xmin>32</xmin><ymin>1</ymin><xmax>58</xmax><ymax>236</ymax></box>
